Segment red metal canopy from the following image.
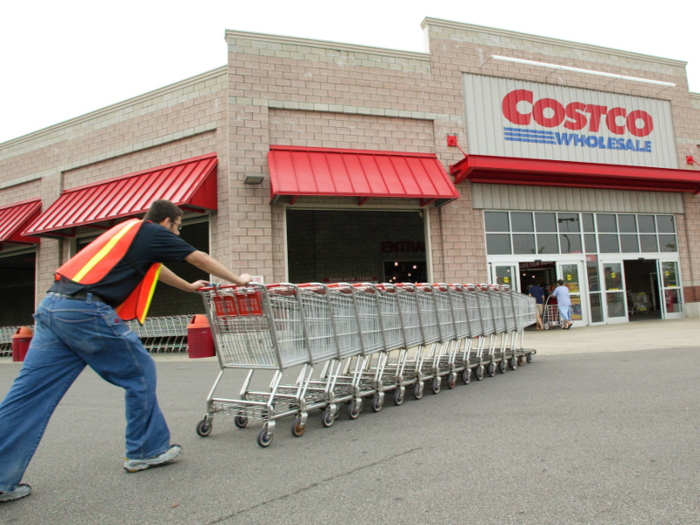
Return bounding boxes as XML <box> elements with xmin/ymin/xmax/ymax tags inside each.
<box><xmin>450</xmin><ymin>155</ymin><xmax>700</xmax><ymax>193</ymax></box>
<box><xmin>0</xmin><ymin>199</ymin><xmax>42</xmax><ymax>246</ymax></box>
<box><xmin>25</xmin><ymin>154</ymin><xmax>218</xmax><ymax>238</ymax></box>
<box><xmin>268</xmin><ymin>146</ymin><xmax>459</xmax><ymax>207</ymax></box>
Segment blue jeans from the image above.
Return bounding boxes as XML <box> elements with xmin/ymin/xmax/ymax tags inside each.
<box><xmin>0</xmin><ymin>293</ymin><xmax>170</xmax><ymax>492</ymax></box>
<box><xmin>558</xmin><ymin>305</ymin><xmax>572</xmax><ymax>322</ymax></box>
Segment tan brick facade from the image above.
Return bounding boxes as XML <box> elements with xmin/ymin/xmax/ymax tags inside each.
<box><xmin>0</xmin><ymin>19</ymin><xmax>699</xmax><ymax>324</ymax></box>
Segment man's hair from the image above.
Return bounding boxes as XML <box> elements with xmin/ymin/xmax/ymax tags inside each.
<box><xmin>557</xmin><ymin>279</ymin><xmax>564</xmax><ymax>286</ymax></box>
<box><xmin>144</xmin><ymin>200</ymin><xmax>183</xmax><ymax>224</ymax></box>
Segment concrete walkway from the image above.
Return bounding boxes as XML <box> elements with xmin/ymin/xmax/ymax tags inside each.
<box><xmin>523</xmin><ymin>316</ymin><xmax>700</xmax><ymax>355</ymax></box>
<box><xmin>2</xmin><ymin>317</ymin><xmax>698</xmax><ymax>367</ymax></box>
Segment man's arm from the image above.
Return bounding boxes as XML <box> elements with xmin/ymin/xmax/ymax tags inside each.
<box><xmin>158</xmin><ymin>265</ymin><xmax>209</xmax><ymax>292</ymax></box>
<box><xmin>185</xmin><ymin>251</ymin><xmax>252</xmax><ymax>286</ymax></box>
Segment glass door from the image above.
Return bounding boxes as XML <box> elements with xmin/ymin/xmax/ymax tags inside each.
<box><xmin>585</xmin><ymin>256</ymin><xmax>604</xmax><ymax>324</ymax></box>
<box><xmin>490</xmin><ymin>263</ymin><xmax>519</xmax><ymax>291</ymax></box>
<box><xmin>601</xmin><ymin>259</ymin><xmax>628</xmax><ymax>324</ymax></box>
<box><xmin>556</xmin><ymin>262</ymin><xmax>586</xmax><ymax>327</ymax></box>
<box><xmin>657</xmin><ymin>259</ymin><xmax>683</xmax><ymax>319</ymax></box>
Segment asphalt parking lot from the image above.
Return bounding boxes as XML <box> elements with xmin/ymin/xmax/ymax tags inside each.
<box><xmin>1</xmin><ymin>340</ymin><xmax>699</xmax><ymax>524</ymax></box>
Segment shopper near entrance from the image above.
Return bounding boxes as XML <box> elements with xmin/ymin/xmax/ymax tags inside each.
<box><xmin>529</xmin><ymin>282</ymin><xmax>546</xmax><ymax>330</ymax></box>
<box><xmin>0</xmin><ymin>199</ymin><xmax>252</xmax><ymax>503</ymax></box>
<box><xmin>552</xmin><ymin>279</ymin><xmax>573</xmax><ymax>330</ymax></box>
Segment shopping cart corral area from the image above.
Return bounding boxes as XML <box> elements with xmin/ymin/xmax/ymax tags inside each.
<box><xmin>195</xmin><ymin>282</ymin><xmax>537</xmax><ymax>447</ymax></box>
<box><xmin>0</xmin><ymin>315</ymin><xmax>194</xmax><ymax>357</ymax></box>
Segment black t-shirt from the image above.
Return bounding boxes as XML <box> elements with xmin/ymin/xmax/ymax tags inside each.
<box><xmin>49</xmin><ymin>221</ymin><xmax>197</xmax><ymax>307</ymax></box>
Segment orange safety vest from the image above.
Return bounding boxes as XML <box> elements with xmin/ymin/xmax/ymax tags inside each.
<box><xmin>54</xmin><ymin>219</ymin><xmax>162</xmax><ymax>324</ymax></box>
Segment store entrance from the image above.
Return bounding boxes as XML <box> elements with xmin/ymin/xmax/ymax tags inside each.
<box><xmin>518</xmin><ymin>261</ymin><xmax>557</xmax><ymax>295</ymax></box>
<box><xmin>286</xmin><ymin>209</ymin><xmax>426</xmax><ymax>284</ymax></box>
<box><xmin>623</xmin><ymin>259</ymin><xmax>661</xmax><ymax>321</ymax></box>
<box><xmin>0</xmin><ymin>251</ymin><xmax>36</xmax><ymax>326</ymax></box>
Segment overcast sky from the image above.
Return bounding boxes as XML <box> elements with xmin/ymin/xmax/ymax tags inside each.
<box><xmin>1</xmin><ymin>0</ymin><xmax>697</xmax><ymax>144</ymax></box>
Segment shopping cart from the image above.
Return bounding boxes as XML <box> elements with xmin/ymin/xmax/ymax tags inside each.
<box><xmin>506</xmin><ymin>288</ymin><xmax>538</xmax><ymax>364</ymax></box>
<box><xmin>543</xmin><ymin>296</ymin><xmax>563</xmax><ymax>330</ymax></box>
<box><xmin>447</xmin><ymin>284</ymin><xmax>481</xmax><ymax>385</ymax></box>
<box><xmin>484</xmin><ymin>285</ymin><xmax>510</xmax><ymax>375</ymax></box>
<box><xmin>195</xmin><ymin>283</ymin><xmax>325</xmax><ymax>447</ymax></box>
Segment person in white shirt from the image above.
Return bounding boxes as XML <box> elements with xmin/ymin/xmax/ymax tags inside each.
<box><xmin>551</xmin><ymin>279</ymin><xmax>573</xmax><ymax>330</ymax></box>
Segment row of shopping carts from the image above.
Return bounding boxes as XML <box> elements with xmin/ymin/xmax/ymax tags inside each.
<box><xmin>1</xmin><ymin>316</ymin><xmax>192</xmax><ymax>357</ymax></box>
<box><xmin>195</xmin><ymin>282</ymin><xmax>537</xmax><ymax>447</ymax></box>
<box><xmin>0</xmin><ymin>326</ymin><xmax>21</xmax><ymax>357</ymax></box>
<box><xmin>125</xmin><ymin>315</ymin><xmax>191</xmax><ymax>353</ymax></box>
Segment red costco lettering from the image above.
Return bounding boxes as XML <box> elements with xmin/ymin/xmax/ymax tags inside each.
<box><xmin>532</xmin><ymin>98</ymin><xmax>565</xmax><ymax>127</ymax></box>
<box><xmin>501</xmin><ymin>90</ymin><xmax>533</xmax><ymax>125</ymax></box>
<box><xmin>626</xmin><ymin>110</ymin><xmax>653</xmax><ymax>137</ymax></box>
<box><xmin>605</xmin><ymin>107</ymin><xmax>627</xmax><ymax>134</ymax></box>
<box><xmin>564</xmin><ymin>102</ymin><xmax>587</xmax><ymax>130</ymax></box>
<box><xmin>501</xmin><ymin>89</ymin><xmax>654</xmax><ymax>137</ymax></box>
<box><xmin>584</xmin><ymin>105</ymin><xmax>607</xmax><ymax>133</ymax></box>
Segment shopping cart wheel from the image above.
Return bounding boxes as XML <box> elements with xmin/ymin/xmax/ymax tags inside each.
<box><xmin>447</xmin><ymin>373</ymin><xmax>457</xmax><ymax>389</ymax></box>
<box><xmin>508</xmin><ymin>357</ymin><xmax>518</xmax><ymax>370</ymax></box>
<box><xmin>257</xmin><ymin>427</ymin><xmax>273</xmax><ymax>448</ymax></box>
<box><xmin>543</xmin><ymin>322</ymin><xmax>550</xmax><ymax>330</ymax></box>
<box><xmin>234</xmin><ymin>415</ymin><xmax>249</xmax><ymax>429</ymax></box>
<box><xmin>321</xmin><ymin>408</ymin><xmax>335</xmax><ymax>428</ymax></box>
<box><xmin>413</xmin><ymin>382</ymin><xmax>424</xmax><ymax>400</ymax></box>
<box><xmin>431</xmin><ymin>378</ymin><xmax>441</xmax><ymax>395</ymax></box>
<box><xmin>196</xmin><ymin>418</ymin><xmax>212</xmax><ymax>437</ymax></box>
<box><xmin>461</xmin><ymin>369</ymin><xmax>471</xmax><ymax>385</ymax></box>
<box><xmin>487</xmin><ymin>363</ymin><xmax>497</xmax><ymax>377</ymax></box>
<box><xmin>371</xmin><ymin>396</ymin><xmax>383</xmax><ymax>413</ymax></box>
<box><xmin>291</xmin><ymin>418</ymin><xmax>306</xmax><ymax>438</ymax></box>
<box><xmin>393</xmin><ymin>388</ymin><xmax>405</xmax><ymax>406</ymax></box>
<box><xmin>518</xmin><ymin>356</ymin><xmax>525</xmax><ymax>366</ymax></box>
<box><xmin>348</xmin><ymin>402</ymin><xmax>361</xmax><ymax>420</ymax></box>
<box><xmin>526</xmin><ymin>353</ymin><xmax>533</xmax><ymax>363</ymax></box>
<box><xmin>498</xmin><ymin>360</ymin><xmax>507</xmax><ymax>374</ymax></box>
<box><xmin>475</xmin><ymin>366</ymin><xmax>484</xmax><ymax>381</ymax></box>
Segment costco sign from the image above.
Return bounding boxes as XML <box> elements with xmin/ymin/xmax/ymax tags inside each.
<box><xmin>463</xmin><ymin>74</ymin><xmax>677</xmax><ymax>169</ymax></box>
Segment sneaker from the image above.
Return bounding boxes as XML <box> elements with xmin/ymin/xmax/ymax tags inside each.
<box><xmin>0</xmin><ymin>484</ymin><xmax>31</xmax><ymax>503</ymax></box>
<box><xmin>124</xmin><ymin>445</ymin><xmax>182</xmax><ymax>473</ymax></box>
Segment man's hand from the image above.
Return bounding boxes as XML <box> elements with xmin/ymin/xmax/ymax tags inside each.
<box><xmin>238</xmin><ymin>274</ymin><xmax>253</xmax><ymax>286</ymax></box>
<box><xmin>189</xmin><ymin>280</ymin><xmax>210</xmax><ymax>292</ymax></box>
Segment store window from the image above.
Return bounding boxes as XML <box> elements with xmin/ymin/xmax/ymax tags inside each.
<box><xmin>485</xmin><ymin>212</ymin><xmax>678</xmax><ymax>256</ymax></box>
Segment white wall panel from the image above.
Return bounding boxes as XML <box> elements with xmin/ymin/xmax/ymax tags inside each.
<box><xmin>472</xmin><ymin>184</ymin><xmax>684</xmax><ymax>214</ymax></box>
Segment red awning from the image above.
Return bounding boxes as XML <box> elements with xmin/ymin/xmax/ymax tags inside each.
<box><xmin>450</xmin><ymin>155</ymin><xmax>700</xmax><ymax>193</ymax></box>
<box><xmin>25</xmin><ymin>154</ymin><xmax>218</xmax><ymax>238</ymax></box>
<box><xmin>268</xmin><ymin>146</ymin><xmax>459</xmax><ymax>207</ymax></box>
<box><xmin>0</xmin><ymin>199</ymin><xmax>42</xmax><ymax>246</ymax></box>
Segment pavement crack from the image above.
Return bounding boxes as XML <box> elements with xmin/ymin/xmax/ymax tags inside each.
<box><xmin>206</xmin><ymin>446</ymin><xmax>423</xmax><ymax>524</ymax></box>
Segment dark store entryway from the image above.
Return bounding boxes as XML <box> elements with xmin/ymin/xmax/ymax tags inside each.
<box><xmin>286</xmin><ymin>209</ymin><xmax>426</xmax><ymax>284</ymax></box>
<box><xmin>623</xmin><ymin>259</ymin><xmax>662</xmax><ymax>321</ymax></box>
<box><xmin>0</xmin><ymin>251</ymin><xmax>36</xmax><ymax>326</ymax></box>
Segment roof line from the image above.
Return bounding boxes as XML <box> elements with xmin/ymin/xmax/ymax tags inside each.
<box><xmin>224</xmin><ymin>29</ymin><xmax>430</xmax><ymax>61</ymax></box>
<box><xmin>421</xmin><ymin>17</ymin><xmax>688</xmax><ymax>68</ymax></box>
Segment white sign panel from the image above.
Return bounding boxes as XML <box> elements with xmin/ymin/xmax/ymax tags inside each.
<box><xmin>463</xmin><ymin>74</ymin><xmax>678</xmax><ymax>169</ymax></box>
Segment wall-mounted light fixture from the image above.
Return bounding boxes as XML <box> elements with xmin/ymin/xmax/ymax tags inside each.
<box><xmin>244</xmin><ymin>174</ymin><xmax>265</xmax><ymax>185</ymax></box>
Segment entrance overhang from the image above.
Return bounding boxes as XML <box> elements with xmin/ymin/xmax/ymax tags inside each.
<box><xmin>450</xmin><ymin>155</ymin><xmax>700</xmax><ymax>193</ymax></box>
<box><xmin>0</xmin><ymin>199</ymin><xmax>42</xmax><ymax>249</ymax></box>
<box><xmin>24</xmin><ymin>154</ymin><xmax>218</xmax><ymax>238</ymax></box>
<box><xmin>269</xmin><ymin>146</ymin><xmax>460</xmax><ymax>207</ymax></box>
